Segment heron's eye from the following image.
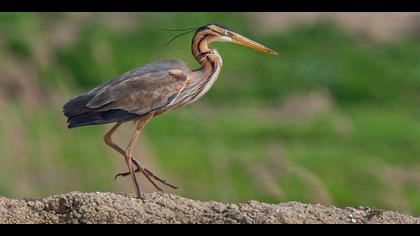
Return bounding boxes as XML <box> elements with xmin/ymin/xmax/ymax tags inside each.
<box><xmin>223</xmin><ymin>31</ymin><xmax>228</xmax><ymax>36</ymax></box>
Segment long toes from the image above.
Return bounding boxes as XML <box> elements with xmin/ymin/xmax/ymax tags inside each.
<box><xmin>143</xmin><ymin>168</ymin><xmax>179</xmax><ymax>189</ymax></box>
<box><xmin>115</xmin><ymin>158</ymin><xmax>179</xmax><ymax>191</ymax></box>
<box><xmin>149</xmin><ymin>181</ymin><xmax>164</xmax><ymax>193</ymax></box>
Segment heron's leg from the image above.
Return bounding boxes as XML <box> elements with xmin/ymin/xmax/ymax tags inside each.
<box><xmin>123</xmin><ymin>119</ymin><xmax>148</xmax><ymax>198</ymax></box>
<box><xmin>104</xmin><ymin>122</ymin><xmax>125</xmax><ymax>156</ymax></box>
<box><xmin>104</xmin><ymin>118</ymin><xmax>178</xmax><ymax>192</ymax></box>
<box><xmin>104</xmin><ymin>121</ymin><xmax>144</xmax><ymax>197</ymax></box>
<box><xmin>123</xmin><ymin>114</ymin><xmax>155</xmax><ymax>198</ymax></box>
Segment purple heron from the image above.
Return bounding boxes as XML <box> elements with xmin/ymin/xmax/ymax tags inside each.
<box><xmin>63</xmin><ymin>24</ymin><xmax>278</xmax><ymax>198</ymax></box>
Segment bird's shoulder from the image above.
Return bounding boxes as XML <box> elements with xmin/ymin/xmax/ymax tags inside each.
<box><xmin>115</xmin><ymin>59</ymin><xmax>189</xmax><ymax>81</ymax></box>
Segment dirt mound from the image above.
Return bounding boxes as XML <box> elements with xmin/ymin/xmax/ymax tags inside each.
<box><xmin>0</xmin><ymin>192</ymin><xmax>418</xmax><ymax>224</ymax></box>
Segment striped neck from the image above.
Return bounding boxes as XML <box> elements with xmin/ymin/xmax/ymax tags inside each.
<box><xmin>191</xmin><ymin>30</ymin><xmax>223</xmax><ymax>73</ymax></box>
<box><xmin>179</xmin><ymin>30</ymin><xmax>223</xmax><ymax>103</ymax></box>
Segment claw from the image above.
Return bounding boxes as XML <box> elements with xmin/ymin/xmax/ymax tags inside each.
<box><xmin>114</xmin><ymin>167</ymin><xmax>139</xmax><ymax>180</ymax></box>
<box><xmin>114</xmin><ymin>172</ymin><xmax>130</xmax><ymax>180</ymax></box>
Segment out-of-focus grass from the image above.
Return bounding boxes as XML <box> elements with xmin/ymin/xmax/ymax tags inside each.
<box><xmin>145</xmin><ymin>103</ymin><xmax>420</xmax><ymax>212</ymax></box>
<box><xmin>0</xmin><ymin>101</ymin><xmax>123</xmax><ymax>197</ymax></box>
<box><xmin>0</xmin><ymin>13</ymin><xmax>419</xmax><ymax>214</ymax></box>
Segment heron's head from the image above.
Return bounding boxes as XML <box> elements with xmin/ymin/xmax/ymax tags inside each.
<box><xmin>194</xmin><ymin>24</ymin><xmax>278</xmax><ymax>56</ymax></box>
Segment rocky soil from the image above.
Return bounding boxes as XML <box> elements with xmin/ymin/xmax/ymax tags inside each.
<box><xmin>0</xmin><ymin>192</ymin><xmax>418</xmax><ymax>224</ymax></box>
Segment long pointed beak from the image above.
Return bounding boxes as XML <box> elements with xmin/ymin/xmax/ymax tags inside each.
<box><xmin>231</xmin><ymin>32</ymin><xmax>278</xmax><ymax>56</ymax></box>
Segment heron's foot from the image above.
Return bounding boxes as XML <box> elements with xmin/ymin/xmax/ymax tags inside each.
<box><xmin>114</xmin><ymin>157</ymin><xmax>179</xmax><ymax>192</ymax></box>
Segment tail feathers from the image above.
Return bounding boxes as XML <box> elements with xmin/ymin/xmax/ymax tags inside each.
<box><xmin>67</xmin><ymin>109</ymin><xmax>137</xmax><ymax>128</ymax></box>
<box><xmin>63</xmin><ymin>94</ymin><xmax>96</xmax><ymax>117</ymax></box>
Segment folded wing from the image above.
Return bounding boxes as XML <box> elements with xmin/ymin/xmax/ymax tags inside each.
<box><xmin>63</xmin><ymin>60</ymin><xmax>190</xmax><ymax>128</ymax></box>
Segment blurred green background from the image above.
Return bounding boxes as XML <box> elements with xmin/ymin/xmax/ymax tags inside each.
<box><xmin>0</xmin><ymin>12</ymin><xmax>420</xmax><ymax>215</ymax></box>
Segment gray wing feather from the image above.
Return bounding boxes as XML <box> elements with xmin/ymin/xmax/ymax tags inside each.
<box><xmin>87</xmin><ymin>59</ymin><xmax>188</xmax><ymax>94</ymax></box>
<box><xmin>86</xmin><ymin>60</ymin><xmax>189</xmax><ymax>115</ymax></box>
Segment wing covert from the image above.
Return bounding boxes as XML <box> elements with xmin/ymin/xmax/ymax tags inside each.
<box><xmin>87</xmin><ymin>69</ymin><xmax>188</xmax><ymax>115</ymax></box>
